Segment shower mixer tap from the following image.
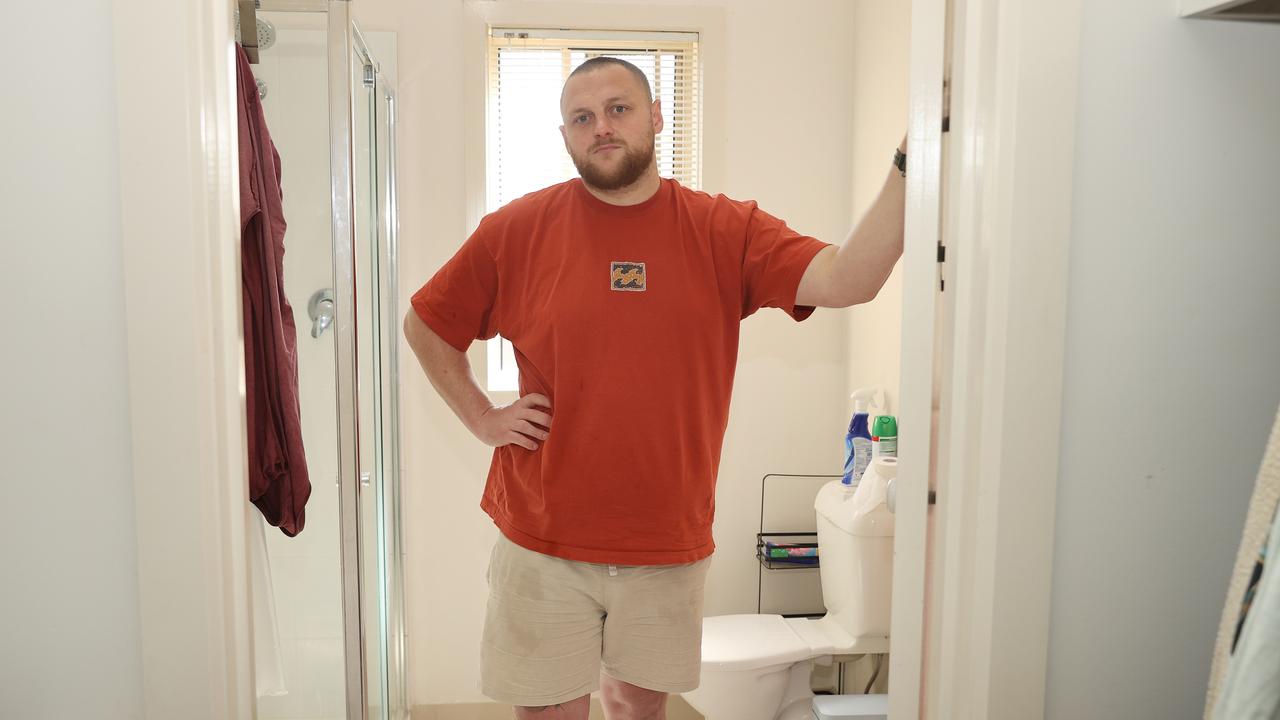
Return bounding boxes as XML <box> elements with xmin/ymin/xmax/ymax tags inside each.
<box><xmin>308</xmin><ymin>288</ymin><xmax>334</xmax><ymax>338</ymax></box>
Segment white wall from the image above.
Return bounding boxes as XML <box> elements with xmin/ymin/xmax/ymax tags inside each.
<box><xmin>356</xmin><ymin>0</ymin><xmax>869</xmax><ymax>706</ymax></box>
<box><xmin>0</xmin><ymin>1</ymin><xmax>145</xmax><ymax>716</ymax></box>
<box><xmin>703</xmin><ymin>0</ymin><xmax>852</xmax><ymax>624</ymax></box>
<box><xmin>847</xmin><ymin>0</ymin><xmax>911</xmax><ymax>699</ymax></box>
<box><xmin>1046</xmin><ymin>5</ymin><xmax>1280</xmax><ymax>719</ymax></box>
<box><xmin>847</xmin><ymin>2</ymin><xmax>910</xmax><ymax>413</ymax></box>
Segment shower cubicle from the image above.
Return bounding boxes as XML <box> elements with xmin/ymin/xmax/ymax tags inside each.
<box><xmin>241</xmin><ymin>1</ymin><xmax>406</xmax><ymax>718</ymax></box>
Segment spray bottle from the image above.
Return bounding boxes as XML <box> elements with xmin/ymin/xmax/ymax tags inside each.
<box><xmin>843</xmin><ymin>388</ymin><xmax>879</xmax><ymax>486</ymax></box>
<box><xmin>872</xmin><ymin>414</ymin><xmax>898</xmax><ymax>459</ymax></box>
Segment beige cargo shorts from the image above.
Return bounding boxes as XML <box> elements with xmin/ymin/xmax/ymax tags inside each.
<box><xmin>480</xmin><ymin>532</ymin><xmax>712</xmax><ymax>707</ymax></box>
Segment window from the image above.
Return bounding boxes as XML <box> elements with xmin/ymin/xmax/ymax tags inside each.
<box><xmin>483</xmin><ymin>27</ymin><xmax>701</xmax><ymax>391</ymax></box>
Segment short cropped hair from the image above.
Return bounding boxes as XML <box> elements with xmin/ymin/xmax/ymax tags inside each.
<box><xmin>563</xmin><ymin>56</ymin><xmax>653</xmax><ymax>103</ymax></box>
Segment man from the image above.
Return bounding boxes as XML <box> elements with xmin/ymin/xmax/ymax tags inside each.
<box><xmin>404</xmin><ymin>57</ymin><xmax>906</xmax><ymax>720</ymax></box>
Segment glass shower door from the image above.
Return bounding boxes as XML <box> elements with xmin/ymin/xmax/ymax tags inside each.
<box><xmin>351</xmin><ymin>20</ymin><xmax>406</xmax><ymax>720</ymax></box>
<box><xmin>253</xmin><ymin>7</ymin><xmax>349</xmax><ymax>719</ymax></box>
<box><xmin>326</xmin><ymin>3</ymin><xmax>405</xmax><ymax>718</ymax></box>
<box><xmin>249</xmin><ymin>3</ymin><xmax>404</xmax><ymax>718</ymax></box>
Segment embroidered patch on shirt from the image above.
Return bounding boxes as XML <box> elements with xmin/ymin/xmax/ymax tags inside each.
<box><xmin>610</xmin><ymin>261</ymin><xmax>646</xmax><ymax>292</ymax></box>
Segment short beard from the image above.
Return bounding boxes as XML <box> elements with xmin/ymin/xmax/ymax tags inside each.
<box><xmin>571</xmin><ymin>139</ymin><xmax>655</xmax><ymax>192</ymax></box>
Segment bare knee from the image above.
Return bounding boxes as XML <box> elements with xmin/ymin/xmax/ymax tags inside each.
<box><xmin>513</xmin><ymin>694</ymin><xmax>591</xmax><ymax>720</ymax></box>
<box><xmin>600</xmin><ymin>675</ymin><xmax>667</xmax><ymax>720</ymax></box>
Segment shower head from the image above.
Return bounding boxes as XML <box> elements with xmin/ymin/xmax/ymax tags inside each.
<box><xmin>235</xmin><ymin>13</ymin><xmax>277</xmax><ymax>53</ymax></box>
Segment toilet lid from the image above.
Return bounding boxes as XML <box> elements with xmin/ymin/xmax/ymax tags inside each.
<box><xmin>700</xmin><ymin>614</ymin><xmax>814</xmax><ymax>671</ymax></box>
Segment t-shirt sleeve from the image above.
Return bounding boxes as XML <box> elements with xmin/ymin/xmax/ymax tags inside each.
<box><xmin>740</xmin><ymin>205</ymin><xmax>833</xmax><ymax>321</ymax></box>
<box><xmin>410</xmin><ymin>218</ymin><xmax>501</xmax><ymax>352</ymax></box>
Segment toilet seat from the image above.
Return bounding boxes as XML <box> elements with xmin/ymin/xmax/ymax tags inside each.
<box><xmin>700</xmin><ymin>614</ymin><xmax>814</xmax><ymax>671</ymax></box>
<box><xmin>702</xmin><ymin>614</ymin><xmax>891</xmax><ymax>673</ymax></box>
<box><xmin>785</xmin><ymin>616</ymin><xmax>890</xmax><ymax>657</ymax></box>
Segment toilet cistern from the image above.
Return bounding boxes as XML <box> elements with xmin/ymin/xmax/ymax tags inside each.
<box><xmin>683</xmin><ymin>458</ymin><xmax>896</xmax><ymax>720</ymax></box>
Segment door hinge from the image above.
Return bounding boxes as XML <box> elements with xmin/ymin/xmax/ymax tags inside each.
<box><xmin>942</xmin><ymin>74</ymin><xmax>952</xmax><ymax>133</ymax></box>
<box><xmin>938</xmin><ymin>244</ymin><xmax>947</xmax><ymax>292</ymax></box>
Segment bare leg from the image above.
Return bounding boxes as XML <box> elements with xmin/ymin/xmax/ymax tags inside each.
<box><xmin>600</xmin><ymin>674</ymin><xmax>667</xmax><ymax>720</ymax></box>
<box><xmin>513</xmin><ymin>695</ymin><xmax>591</xmax><ymax>720</ymax></box>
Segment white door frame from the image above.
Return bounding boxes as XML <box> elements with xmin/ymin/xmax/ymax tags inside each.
<box><xmin>889</xmin><ymin>0</ymin><xmax>1085</xmax><ymax>717</ymax></box>
<box><xmin>888</xmin><ymin>0</ymin><xmax>947</xmax><ymax>715</ymax></box>
<box><xmin>113</xmin><ymin>0</ymin><xmax>251</xmax><ymax>717</ymax></box>
<box><xmin>118</xmin><ymin>0</ymin><xmax>1084</xmax><ymax>715</ymax></box>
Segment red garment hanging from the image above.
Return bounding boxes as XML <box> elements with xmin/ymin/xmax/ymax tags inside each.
<box><xmin>236</xmin><ymin>43</ymin><xmax>311</xmax><ymax>536</ymax></box>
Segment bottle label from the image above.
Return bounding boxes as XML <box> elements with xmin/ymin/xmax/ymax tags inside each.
<box><xmin>880</xmin><ymin>437</ymin><xmax>898</xmax><ymax>457</ymax></box>
<box><xmin>844</xmin><ymin>437</ymin><xmax>873</xmax><ymax>484</ymax></box>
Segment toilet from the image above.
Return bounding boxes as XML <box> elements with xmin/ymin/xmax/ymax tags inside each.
<box><xmin>683</xmin><ymin>459</ymin><xmax>897</xmax><ymax>720</ymax></box>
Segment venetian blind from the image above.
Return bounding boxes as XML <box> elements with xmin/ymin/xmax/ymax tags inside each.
<box><xmin>484</xmin><ymin>28</ymin><xmax>701</xmax><ymax>392</ymax></box>
<box><xmin>486</xmin><ymin>27</ymin><xmax>702</xmax><ymax>211</ymax></box>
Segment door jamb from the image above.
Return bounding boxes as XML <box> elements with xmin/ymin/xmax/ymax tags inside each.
<box><xmin>908</xmin><ymin>0</ymin><xmax>1084</xmax><ymax>717</ymax></box>
<box><xmin>889</xmin><ymin>0</ymin><xmax>948</xmax><ymax>714</ymax></box>
<box><xmin>115</xmin><ymin>0</ymin><xmax>252</xmax><ymax>715</ymax></box>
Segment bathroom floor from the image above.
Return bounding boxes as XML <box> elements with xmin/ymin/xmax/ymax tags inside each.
<box><xmin>410</xmin><ymin>696</ymin><xmax>704</xmax><ymax>719</ymax></box>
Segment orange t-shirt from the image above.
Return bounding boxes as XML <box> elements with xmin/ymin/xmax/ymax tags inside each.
<box><xmin>411</xmin><ymin>178</ymin><xmax>830</xmax><ymax>564</ymax></box>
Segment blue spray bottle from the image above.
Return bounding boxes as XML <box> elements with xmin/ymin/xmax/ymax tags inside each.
<box><xmin>843</xmin><ymin>388</ymin><xmax>879</xmax><ymax>485</ymax></box>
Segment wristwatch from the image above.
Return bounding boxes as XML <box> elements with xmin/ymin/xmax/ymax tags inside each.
<box><xmin>894</xmin><ymin>148</ymin><xmax>907</xmax><ymax>177</ymax></box>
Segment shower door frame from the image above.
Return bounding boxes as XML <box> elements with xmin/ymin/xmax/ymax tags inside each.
<box><xmin>331</xmin><ymin>2</ymin><xmax>408</xmax><ymax>717</ymax></box>
<box><xmin>333</xmin><ymin>8</ymin><xmax>408</xmax><ymax>717</ymax></box>
<box><xmin>324</xmin><ymin>3</ymin><xmax>370</xmax><ymax>717</ymax></box>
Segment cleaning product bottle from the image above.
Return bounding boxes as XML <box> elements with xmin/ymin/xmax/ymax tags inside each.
<box><xmin>843</xmin><ymin>388</ymin><xmax>879</xmax><ymax>485</ymax></box>
<box><xmin>872</xmin><ymin>414</ymin><xmax>898</xmax><ymax>459</ymax></box>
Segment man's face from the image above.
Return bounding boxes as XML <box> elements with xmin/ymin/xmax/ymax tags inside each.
<box><xmin>559</xmin><ymin>65</ymin><xmax>663</xmax><ymax>191</ymax></box>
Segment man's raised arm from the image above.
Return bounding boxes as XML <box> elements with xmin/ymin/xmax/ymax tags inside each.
<box><xmin>795</xmin><ymin>138</ymin><xmax>908</xmax><ymax>308</ymax></box>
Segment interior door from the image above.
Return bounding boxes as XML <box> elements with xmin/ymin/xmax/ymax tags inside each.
<box><xmin>887</xmin><ymin>0</ymin><xmax>953</xmax><ymax>715</ymax></box>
